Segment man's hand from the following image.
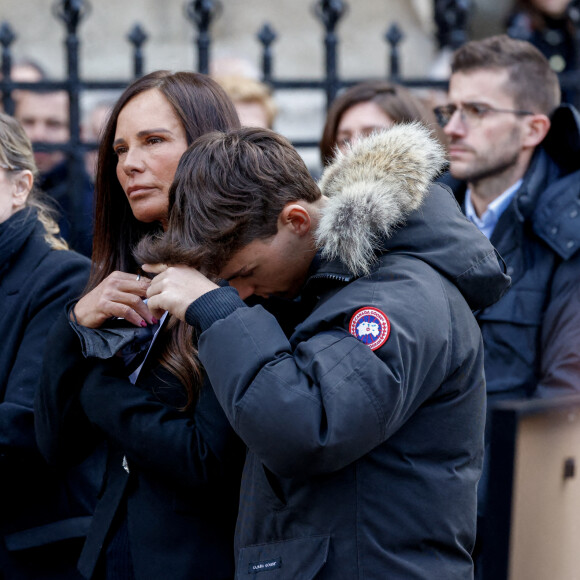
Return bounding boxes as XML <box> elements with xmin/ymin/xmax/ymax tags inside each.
<box><xmin>143</xmin><ymin>264</ymin><xmax>219</xmax><ymax>321</ymax></box>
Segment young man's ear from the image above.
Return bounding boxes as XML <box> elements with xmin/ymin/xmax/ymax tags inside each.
<box><xmin>522</xmin><ymin>114</ymin><xmax>551</xmax><ymax>149</ymax></box>
<box><xmin>278</xmin><ymin>202</ymin><xmax>312</xmax><ymax>236</ymax></box>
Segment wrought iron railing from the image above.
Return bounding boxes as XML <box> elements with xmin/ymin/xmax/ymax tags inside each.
<box><xmin>1</xmin><ymin>0</ymin><xmax>578</xmax><ymax>250</ymax></box>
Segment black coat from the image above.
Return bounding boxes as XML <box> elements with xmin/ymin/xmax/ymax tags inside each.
<box><xmin>0</xmin><ymin>209</ymin><xmax>101</xmax><ymax>579</ymax></box>
<box><xmin>36</xmin><ymin>309</ymin><xmax>245</xmax><ymax>580</ymax></box>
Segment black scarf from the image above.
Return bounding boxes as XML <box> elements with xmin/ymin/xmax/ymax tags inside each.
<box><xmin>0</xmin><ymin>208</ymin><xmax>38</xmax><ymax>279</ymax></box>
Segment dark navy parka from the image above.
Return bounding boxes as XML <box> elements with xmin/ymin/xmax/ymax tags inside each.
<box><xmin>185</xmin><ymin>126</ymin><xmax>511</xmax><ymax>580</ymax></box>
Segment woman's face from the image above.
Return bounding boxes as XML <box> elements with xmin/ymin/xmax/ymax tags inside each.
<box><xmin>0</xmin><ymin>165</ymin><xmax>30</xmax><ymax>224</ymax></box>
<box><xmin>335</xmin><ymin>101</ymin><xmax>395</xmax><ymax>153</ymax></box>
<box><xmin>531</xmin><ymin>0</ymin><xmax>570</xmax><ymax>18</ymax></box>
<box><xmin>114</xmin><ymin>88</ymin><xmax>188</xmax><ymax>230</ymax></box>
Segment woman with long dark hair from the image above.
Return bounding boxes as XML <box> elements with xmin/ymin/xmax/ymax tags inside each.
<box><xmin>35</xmin><ymin>71</ymin><xmax>245</xmax><ymax>580</ymax></box>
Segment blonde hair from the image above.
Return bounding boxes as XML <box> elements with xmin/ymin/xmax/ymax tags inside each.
<box><xmin>214</xmin><ymin>75</ymin><xmax>278</xmax><ymax>128</ymax></box>
<box><xmin>0</xmin><ymin>112</ymin><xmax>68</xmax><ymax>250</ymax></box>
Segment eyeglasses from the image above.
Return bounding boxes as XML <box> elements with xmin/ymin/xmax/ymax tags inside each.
<box><xmin>433</xmin><ymin>102</ymin><xmax>534</xmax><ymax>127</ymax></box>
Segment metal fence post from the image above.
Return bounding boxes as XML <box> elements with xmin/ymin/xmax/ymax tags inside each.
<box><xmin>127</xmin><ymin>24</ymin><xmax>148</xmax><ymax>79</ymax></box>
<box><xmin>0</xmin><ymin>22</ymin><xmax>16</xmax><ymax>115</ymax></box>
<box><xmin>258</xmin><ymin>23</ymin><xmax>277</xmax><ymax>85</ymax></box>
<box><xmin>385</xmin><ymin>24</ymin><xmax>403</xmax><ymax>82</ymax></box>
<box><xmin>186</xmin><ymin>0</ymin><xmax>221</xmax><ymax>74</ymax></box>
<box><xmin>314</xmin><ymin>0</ymin><xmax>347</xmax><ymax>109</ymax></box>
<box><xmin>53</xmin><ymin>0</ymin><xmax>89</xmax><ymax>252</ymax></box>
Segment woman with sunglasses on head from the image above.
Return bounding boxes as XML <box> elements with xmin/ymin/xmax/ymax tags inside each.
<box><xmin>35</xmin><ymin>71</ymin><xmax>245</xmax><ymax>580</ymax></box>
<box><xmin>0</xmin><ymin>112</ymin><xmax>99</xmax><ymax>579</ymax></box>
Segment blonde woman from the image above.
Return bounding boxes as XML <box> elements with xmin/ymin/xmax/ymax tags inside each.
<box><xmin>0</xmin><ymin>112</ymin><xmax>99</xmax><ymax>579</ymax></box>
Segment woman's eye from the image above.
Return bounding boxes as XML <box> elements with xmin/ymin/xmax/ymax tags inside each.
<box><xmin>147</xmin><ymin>136</ymin><xmax>163</xmax><ymax>145</ymax></box>
<box><xmin>114</xmin><ymin>146</ymin><xmax>127</xmax><ymax>156</ymax></box>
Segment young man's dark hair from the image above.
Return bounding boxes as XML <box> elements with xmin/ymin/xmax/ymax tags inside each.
<box><xmin>141</xmin><ymin>124</ymin><xmax>511</xmax><ymax>579</ymax></box>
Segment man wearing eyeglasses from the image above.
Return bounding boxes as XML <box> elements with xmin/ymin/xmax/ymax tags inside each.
<box><xmin>436</xmin><ymin>34</ymin><xmax>580</xmax><ymax>576</ymax></box>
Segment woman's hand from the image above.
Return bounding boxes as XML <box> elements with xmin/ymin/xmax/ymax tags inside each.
<box><xmin>144</xmin><ymin>264</ymin><xmax>219</xmax><ymax>321</ymax></box>
<box><xmin>73</xmin><ymin>271</ymin><xmax>156</xmax><ymax>328</ymax></box>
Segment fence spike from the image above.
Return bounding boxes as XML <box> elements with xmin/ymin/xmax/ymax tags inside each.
<box><xmin>385</xmin><ymin>23</ymin><xmax>404</xmax><ymax>80</ymax></box>
<box><xmin>185</xmin><ymin>0</ymin><xmax>222</xmax><ymax>74</ymax></box>
<box><xmin>313</xmin><ymin>0</ymin><xmax>348</xmax><ymax>107</ymax></box>
<box><xmin>0</xmin><ymin>21</ymin><xmax>16</xmax><ymax>48</ymax></box>
<box><xmin>313</xmin><ymin>0</ymin><xmax>347</xmax><ymax>30</ymax></box>
<box><xmin>127</xmin><ymin>23</ymin><xmax>149</xmax><ymax>78</ymax></box>
<box><xmin>257</xmin><ymin>23</ymin><xmax>277</xmax><ymax>82</ymax></box>
<box><xmin>52</xmin><ymin>0</ymin><xmax>91</xmax><ymax>34</ymax></box>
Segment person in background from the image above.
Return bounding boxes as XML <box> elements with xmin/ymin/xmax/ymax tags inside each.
<box><xmin>435</xmin><ymin>34</ymin><xmax>580</xmax><ymax>576</ymax></box>
<box><xmin>138</xmin><ymin>125</ymin><xmax>510</xmax><ymax>579</ymax></box>
<box><xmin>81</xmin><ymin>94</ymin><xmax>118</xmax><ymax>181</ymax></box>
<box><xmin>15</xmin><ymin>89</ymin><xmax>93</xmax><ymax>256</ymax></box>
<box><xmin>0</xmin><ymin>58</ymin><xmax>47</xmax><ymax>111</ymax></box>
<box><xmin>0</xmin><ymin>112</ymin><xmax>100</xmax><ymax>579</ymax></box>
<box><xmin>35</xmin><ymin>70</ymin><xmax>245</xmax><ymax>580</ymax></box>
<box><xmin>10</xmin><ymin>59</ymin><xmax>47</xmax><ymax>83</ymax></box>
<box><xmin>214</xmin><ymin>74</ymin><xmax>278</xmax><ymax>129</ymax></box>
<box><xmin>507</xmin><ymin>0</ymin><xmax>578</xmax><ymax>75</ymax></box>
<box><xmin>319</xmin><ymin>80</ymin><xmax>446</xmax><ymax>167</ymax></box>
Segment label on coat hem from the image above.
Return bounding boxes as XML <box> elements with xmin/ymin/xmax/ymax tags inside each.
<box><xmin>248</xmin><ymin>557</ymin><xmax>282</xmax><ymax>573</ymax></box>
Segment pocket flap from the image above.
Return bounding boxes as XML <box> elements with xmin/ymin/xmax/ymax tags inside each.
<box><xmin>237</xmin><ymin>535</ymin><xmax>330</xmax><ymax>579</ymax></box>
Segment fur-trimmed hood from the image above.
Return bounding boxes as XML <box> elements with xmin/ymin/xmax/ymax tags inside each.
<box><xmin>315</xmin><ymin>123</ymin><xmax>511</xmax><ymax>310</ymax></box>
<box><xmin>316</xmin><ymin>123</ymin><xmax>446</xmax><ymax>275</ymax></box>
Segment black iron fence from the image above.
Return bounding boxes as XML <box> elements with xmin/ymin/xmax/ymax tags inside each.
<box><xmin>1</xmin><ymin>0</ymin><xmax>579</xmax><ymax>251</ymax></box>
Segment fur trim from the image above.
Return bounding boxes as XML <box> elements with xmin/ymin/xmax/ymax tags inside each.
<box><xmin>316</xmin><ymin>123</ymin><xmax>447</xmax><ymax>276</ymax></box>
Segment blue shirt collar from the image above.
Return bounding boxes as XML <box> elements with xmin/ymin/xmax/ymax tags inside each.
<box><xmin>465</xmin><ymin>179</ymin><xmax>523</xmax><ymax>239</ymax></box>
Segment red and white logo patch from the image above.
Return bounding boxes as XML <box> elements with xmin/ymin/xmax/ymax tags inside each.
<box><xmin>349</xmin><ymin>307</ymin><xmax>390</xmax><ymax>351</ymax></box>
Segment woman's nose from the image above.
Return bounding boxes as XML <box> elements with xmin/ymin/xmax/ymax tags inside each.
<box><xmin>120</xmin><ymin>147</ymin><xmax>145</xmax><ymax>174</ymax></box>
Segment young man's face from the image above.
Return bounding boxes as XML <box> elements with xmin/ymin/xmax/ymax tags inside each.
<box><xmin>443</xmin><ymin>68</ymin><xmax>529</xmax><ymax>187</ymax></box>
<box><xmin>219</xmin><ymin>227</ymin><xmax>313</xmax><ymax>300</ymax></box>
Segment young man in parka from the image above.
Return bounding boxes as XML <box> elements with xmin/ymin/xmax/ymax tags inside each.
<box><xmin>141</xmin><ymin>124</ymin><xmax>510</xmax><ymax>579</ymax></box>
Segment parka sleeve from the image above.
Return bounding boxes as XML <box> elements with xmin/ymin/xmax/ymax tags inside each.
<box><xmin>191</xmin><ymin>281</ymin><xmax>455</xmax><ymax>479</ymax></box>
<box><xmin>536</xmin><ymin>251</ymin><xmax>580</xmax><ymax>397</ymax></box>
